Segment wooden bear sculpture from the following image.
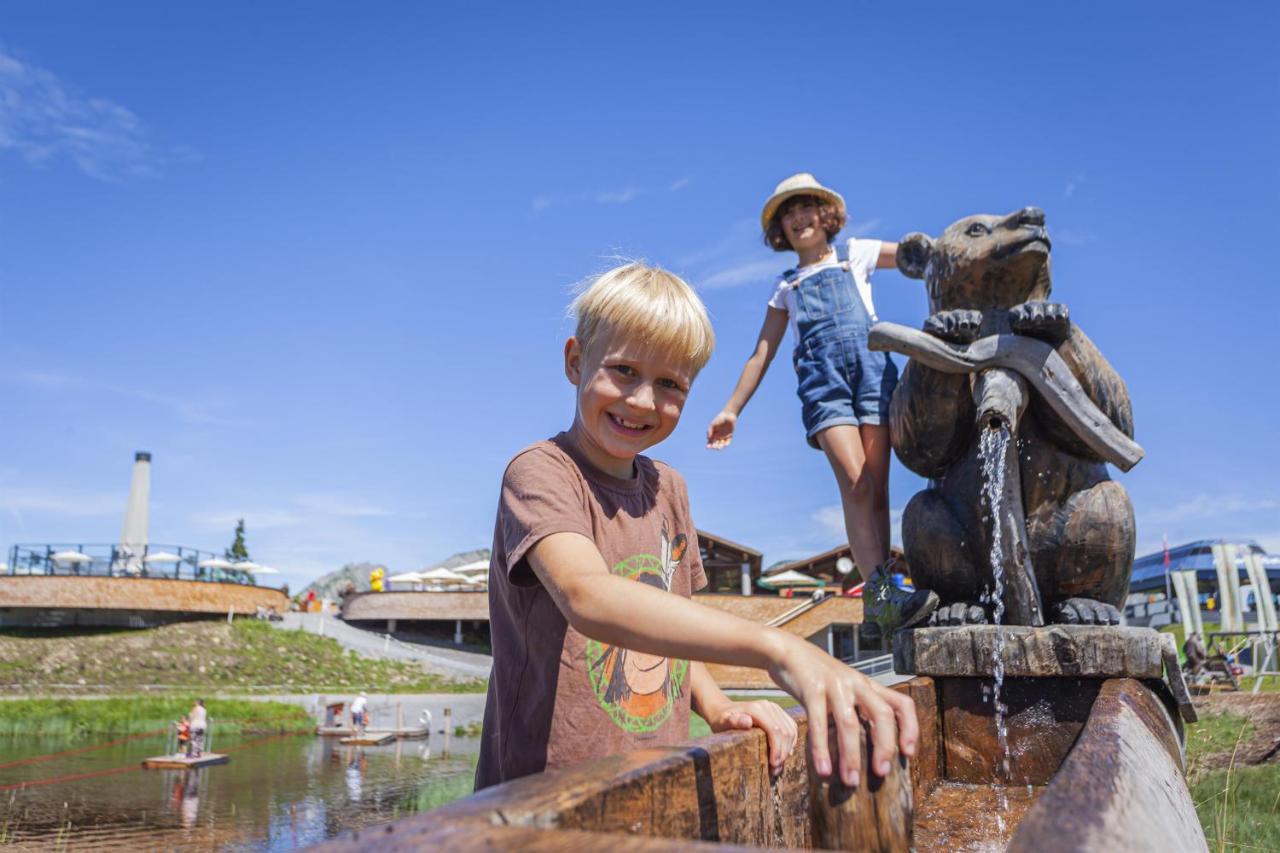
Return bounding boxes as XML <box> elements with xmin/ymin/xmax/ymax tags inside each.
<box><xmin>868</xmin><ymin>207</ymin><xmax>1142</xmax><ymax>626</ymax></box>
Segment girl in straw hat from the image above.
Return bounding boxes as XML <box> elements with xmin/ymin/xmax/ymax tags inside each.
<box><xmin>707</xmin><ymin>173</ymin><xmax>937</xmax><ymax>634</ymax></box>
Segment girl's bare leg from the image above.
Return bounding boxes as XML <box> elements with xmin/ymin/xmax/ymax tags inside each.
<box><xmin>816</xmin><ymin>425</ymin><xmax>887</xmax><ymax>584</ymax></box>
<box><xmin>859</xmin><ymin>424</ymin><xmax>893</xmax><ymax>560</ymax></box>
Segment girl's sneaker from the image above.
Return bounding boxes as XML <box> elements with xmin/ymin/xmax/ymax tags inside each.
<box><xmin>862</xmin><ymin>563</ymin><xmax>938</xmax><ymax>635</ymax></box>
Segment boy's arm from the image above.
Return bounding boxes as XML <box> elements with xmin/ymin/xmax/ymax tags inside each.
<box><xmin>690</xmin><ymin>661</ymin><xmax>798</xmax><ymax>776</ymax></box>
<box><xmin>876</xmin><ymin>241</ymin><xmax>901</xmax><ymax>270</ymax></box>
<box><xmin>528</xmin><ymin>531</ymin><xmax>918</xmax><ymax>787</ymax></box>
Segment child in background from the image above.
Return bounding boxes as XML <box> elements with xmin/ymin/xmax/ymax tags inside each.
<box><xmin>477</xmin><ymin>262</ymin><xmax>918</xmax><ymax>792</ymax></box>
<box><xmin>176</xmin><ymin>716</ymin><xmax>190</xmax><ymax>756</ymax></box>
<box><xmin>707</xmin><ymin>173</ymin><xmax>938</xmax><ymax>634</ymax></box>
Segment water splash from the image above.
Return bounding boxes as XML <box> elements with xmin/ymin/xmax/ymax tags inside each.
<box><xmin>979</xmin><ymin>425</ymin><xmax>1012</xmax><ymax>833</ymax></box>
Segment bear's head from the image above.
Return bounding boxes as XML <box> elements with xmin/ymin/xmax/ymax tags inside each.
<box><xmin>897</xmin><ymin>207</ymin><xmax>1052</xmax><ymax>319</ymax></box>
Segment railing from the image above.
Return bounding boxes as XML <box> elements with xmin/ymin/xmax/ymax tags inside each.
<box><xmin>846</xmin><ymin>652</ymin><xmax>895</xmax><ymax>677</ymax></box>
<box><xmin>5</xmin><ymin>543</ymin><xmax>263</xmax><ymax>586</ymax></box>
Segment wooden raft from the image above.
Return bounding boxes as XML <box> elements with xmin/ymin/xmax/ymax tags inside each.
<box><xmin>141</xmin><ymin>753</ymin><xmax>230</xmax><ymax>770</ymax></box>
<box><xmin>340</xmin><ymin>732</ymin><xmax>396</xmax><ymax>746</ymax></box>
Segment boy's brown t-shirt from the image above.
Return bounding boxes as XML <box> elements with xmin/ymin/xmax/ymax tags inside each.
<box><xmin>475</xmin><ymin>433</ymin><xmax>707</xmax><ymax>790</ymax></box>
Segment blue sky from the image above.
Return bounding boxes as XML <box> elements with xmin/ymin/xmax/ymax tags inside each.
<box><xmin>1</xmin><ymin>3</ymin><xmax>1277</xmax><ymax>591</ymax></box>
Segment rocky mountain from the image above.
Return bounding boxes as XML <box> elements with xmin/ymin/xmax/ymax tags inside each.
<box><xmin>299</xmin><ymin>549</ymin><xmax>491</xmax><ymax>601</ymax></box>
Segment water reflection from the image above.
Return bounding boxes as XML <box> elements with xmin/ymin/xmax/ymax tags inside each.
<box><xmin>0</xmin><ymin>731</ymin><xmax>479</xmax><ymax>850</ymax></box>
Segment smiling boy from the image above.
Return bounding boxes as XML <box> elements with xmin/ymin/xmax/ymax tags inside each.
<box><xmin>476</xmin><ymin>262</ymin><xmax>918</xmax><ymax>792</ymax></box>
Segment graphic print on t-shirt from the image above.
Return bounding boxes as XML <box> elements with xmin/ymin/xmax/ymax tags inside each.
<box><xmin>585</xmin><ymin>518</ymin><xmax>690</xmax><ymax>733</ymax></box>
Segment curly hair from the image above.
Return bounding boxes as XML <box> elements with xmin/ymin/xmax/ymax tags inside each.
<box><xmin>763</xmin><ymin>194</ymin><xmax>847</xmax><ymax>252</ymax></box>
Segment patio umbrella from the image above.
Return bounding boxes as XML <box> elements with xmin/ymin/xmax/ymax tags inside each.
<box><xmin>418</xmin><ymin>567</ymin><xmax>468</xmax><ymax>584</ymax></box>
<box><xmin>756</xmin><ymin>569</ymin><xmax>825</xmax><ymax>590</ymax></box>
<box><xmin>450</xmin><ymin>559</ymin><xmax>490</xmax><ymax>575</ymax></box>
<box><xmin>251</xmin><ymin>566</ymin><xmax>280</xmax><ymax>575</ymax></box>
<box><xmin>198</xmin><ymin>558</ymin><xmax>236</xmax><ymax>570</ymax></box>
<box><xmin>50</xmin><ymin>550</ymin><xmax>93</xmax><ymax>564</ymax></box>
<box><xmin>387</xmin><ymin>571</ymin><xmax>425</xmax><ymax>584</ymax></box>
<box><xmin>143</xmin><ymin>551</ymin><xmax>183</xmax><ymax>564</ymax></box>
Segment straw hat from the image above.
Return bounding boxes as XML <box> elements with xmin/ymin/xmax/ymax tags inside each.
<box><xmin>760</xmin><ymin>173</ymin><xmax>846</xmax><ymax>233</ymax></box>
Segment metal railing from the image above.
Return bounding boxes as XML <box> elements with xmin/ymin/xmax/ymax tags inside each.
<box><xmin>6</xmin><ymin>543</ymin><xmax>264</xmax><ymax>586</ymax></box>
<box><xmin>845</xmin><ymin>653</ymin><xmax>895</xmax><ymax>677</ymax></box>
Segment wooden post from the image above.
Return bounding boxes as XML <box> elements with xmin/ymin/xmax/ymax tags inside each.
<box><xmin>807</xmin><ymin>719</ymin><xmax>913</xmax><ymax>852</ymax></box>
<box><xmin>396</xmin><ymin>702</ymin><xmax>404</xmax><ymax>731</ymax></box>
<box><xmin>443</xmin><ymin>706</ymin><xmax>452</xmax><ymax>756</ymax></box>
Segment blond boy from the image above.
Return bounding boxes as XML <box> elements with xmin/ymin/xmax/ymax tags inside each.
<box><xmin>476</xmin><ymin>263</ymin><xmax>917</xmax><ymax>791</ymax></box>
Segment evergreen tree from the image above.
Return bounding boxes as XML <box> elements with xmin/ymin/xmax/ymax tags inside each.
<box><xmin>225</xmin><ymin>518</ymin><xmax>250</xmax><ymax>562</ymax></box>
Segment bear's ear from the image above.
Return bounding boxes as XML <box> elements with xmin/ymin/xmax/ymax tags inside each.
<box><xmin>896</xmin><ymin>233</ymin><xmax>933</xmax><ymax>279</ymax></box>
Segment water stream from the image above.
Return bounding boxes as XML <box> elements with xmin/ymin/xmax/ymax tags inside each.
<box><xmin>979</xmin><ymin>425</ymin><xmax>1013</xmax><ymax>835</ymax></box>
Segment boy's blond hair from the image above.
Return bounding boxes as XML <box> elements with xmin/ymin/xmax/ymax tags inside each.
<box><xmin>572</xmin><ymin>262</ymin><xmax>715</xmax><ymax>373</ymax></box>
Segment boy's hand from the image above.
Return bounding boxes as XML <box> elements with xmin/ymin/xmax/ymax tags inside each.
<box><xmin>706</xmin><ymin>410</ymin><xmax>738</xmax><ymax>449</ymax></box>
<box><xmin>704</xmin><ymin>699</ymin><xmax>798</xmax><ymax>777</ymax></box>
<box><xmin>766</xmin><ymin>634</ymin><xmax>918</xmax><ymax>788</ymax></box>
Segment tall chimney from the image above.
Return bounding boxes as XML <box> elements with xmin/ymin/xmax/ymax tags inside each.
<box><xmin>119</xmin><ymin>451</ymin><xmax>151</xmax><ymax>575</ymax></box>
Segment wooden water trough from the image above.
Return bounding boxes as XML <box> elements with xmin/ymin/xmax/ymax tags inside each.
<box><xmin>308</xmin><ymin>626</ymin><xmax>1206</xmax><ymax>852</ymax></box>
<box><xmin>141</xmin><ymin>753</ymin><xmax>230</xmax><ymax>770</ymax></box>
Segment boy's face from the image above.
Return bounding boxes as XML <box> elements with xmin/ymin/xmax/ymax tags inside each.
<box><xmin>564</xmin><ymin>335</ymin><xmax>694</xmax><ymax>477</ymax></box>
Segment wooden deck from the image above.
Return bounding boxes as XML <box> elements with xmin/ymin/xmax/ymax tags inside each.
<box><xmin>141</xmin><ymin>753</ymin><xmax>230</xmax><ymax>770</ymax></box>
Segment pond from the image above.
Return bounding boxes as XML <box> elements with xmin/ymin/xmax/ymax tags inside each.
<box><xmin>0</xmin><ymin>731</ymin><xmax>479</xmax><ymax>850</ymax></box>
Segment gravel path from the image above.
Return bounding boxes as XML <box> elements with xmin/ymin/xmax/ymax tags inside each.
<box><xmin>273</xmin><ymin>612</ymin><xmax>492</xmax><ymax>679</ymax></box>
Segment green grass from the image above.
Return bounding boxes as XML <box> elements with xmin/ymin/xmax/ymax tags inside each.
<box><xmin>1185</xmin><ymin>704</ymin><xmax>1280</xmax><ymax>850</ymax></box>
<box><xmin>1187</xmin><ymin>709</ymin><xmax>1255</xmax><ymax>766</ymax></box>
<box><xmin>1192</xmin><ymin>765</ymin><xmax>1280</xmax><ymax>852</ymax></box>
<box><xmin>0</xmin><ymin>619</ymin><xmax>486</xmax><ymax>694</ymax></box>
<box><xmin>0</xmin><ymin>696</ymin><xmax>314</xmax><ymax>736</ymax></box>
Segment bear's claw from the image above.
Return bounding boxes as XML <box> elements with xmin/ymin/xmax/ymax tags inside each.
<box><xmin>1010</xmin><ymin>301</ymin><xmax>1071</xmax><ymax>343</ymax></box>
<box><xmin>929</xmin><ymin>602</ymin><xmax>989</xmax><ymax>626</ymax></box>
<box><xmin>1053</xmin><ymin>597</ymin><xmax>1121</xmax><ymax>625</ymax></box>
<box><xmin>924</xmin><ymin>309</ymin><xmax>983</xmax><ymax>344</ymax></box>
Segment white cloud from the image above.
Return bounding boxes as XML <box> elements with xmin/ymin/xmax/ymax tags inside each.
<box><xmin>813</xmin><ymin>504</ymin><xmax>845</xmax><ymax>540</ymax></box>
<box><xmin>810</xmin><ymin>504</ymin><xmax>905</xmax><ymax>549</ymax></box>
<box><xmin>531</xmin><ymin>177</ymin><xmax>691</xmax><ymax>213</ymax></box>
<box><xmin>0</xmin><ymin>47</ymin><xmax>171</xmax><ymax>180</ymax></box>
<box><xmin>0</xmin><ymin>367</ymin><xmax>249</xmax><ymax>427</ymax></box>
<box><xmin>1142</xmin><ymin>494</ymin><xmax>1280</xmax><ymax>526</ymax></box>
<box><xmin>190</xmin><ymin>509</ymin><xmax>306</xmax><ymax>531</ymax></box>
<box><xmin>699</xmin><ymin>258</ymin><xmax>779</xmax><ymax>290</ymax></box>
<box><xmin>0</xmin><ymin>488</ymin><xmax>124</xmax><ymax>523</ymax></box>
<box><xmin>846</xmin><ymin>218</ymin><xmax>883</xmax><ymax>238</ymax></box>
<box><xmin>689</xmin><ymin>217</ymin><xmax>884</xmax><ymax>290</ymax></box>
<box><xmin>293</xmin><ymin>492</ymin><xmax>399</xmax><ymax>518</ymax></box>
<box><xmin>1064</xmin><ymin>172</ymin><xmax>1087</xmax><ymax>199</ymax></box>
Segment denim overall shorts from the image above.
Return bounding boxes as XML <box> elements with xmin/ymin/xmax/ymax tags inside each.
<box><xmin>787</xmin><ymin>256</ymin><xmax>899</xmax><ymax>449</ymax></box>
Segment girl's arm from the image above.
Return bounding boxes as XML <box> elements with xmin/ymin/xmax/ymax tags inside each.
<box><xmin>876</xmin><ymin>241</ymin><xmax>900</xmax><ymax>270</ymax></box>
<box><xmin>528</xmin><ymin>531</ymin><xmax>919</xmax><ymax>787</ymax></box>
<box><xmin>706</xmin><ymin>306</ymin><xmax>789</xmax><ymax>449</ymax></box>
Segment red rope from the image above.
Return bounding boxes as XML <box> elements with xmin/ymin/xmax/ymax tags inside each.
<box><xmin>0</xmin><ymin>728</ymin><xmax>168</xmax><ymax>771</ymax></box>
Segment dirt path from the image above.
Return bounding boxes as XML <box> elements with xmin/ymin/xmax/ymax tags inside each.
<box><xmin>1192</xmin><ymin>693</ymin><xmax>1280</xmax><ymax>773</ymax></box>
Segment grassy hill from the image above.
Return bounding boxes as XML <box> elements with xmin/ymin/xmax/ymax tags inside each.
<box><xmin>0</xmin><ymin>619</ymin><xmax>484</xmax><ymax>694</ymax></box>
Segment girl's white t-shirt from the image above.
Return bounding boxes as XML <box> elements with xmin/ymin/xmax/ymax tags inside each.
<box><xmin>766</xmin><ymin>238</ymin><xmax>882</xmax><ymax>343</ymax></box>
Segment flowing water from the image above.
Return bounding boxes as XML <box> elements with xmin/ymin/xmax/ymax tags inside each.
<box><xmin>978</xmin><ymin>425</ymin><xmax>1013</xmax><ymax>836</ymax></box>
<box><xmin>0</xmin><ymin>731</ymin><xmax>479</xmax><ymax>850</ymax></box>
